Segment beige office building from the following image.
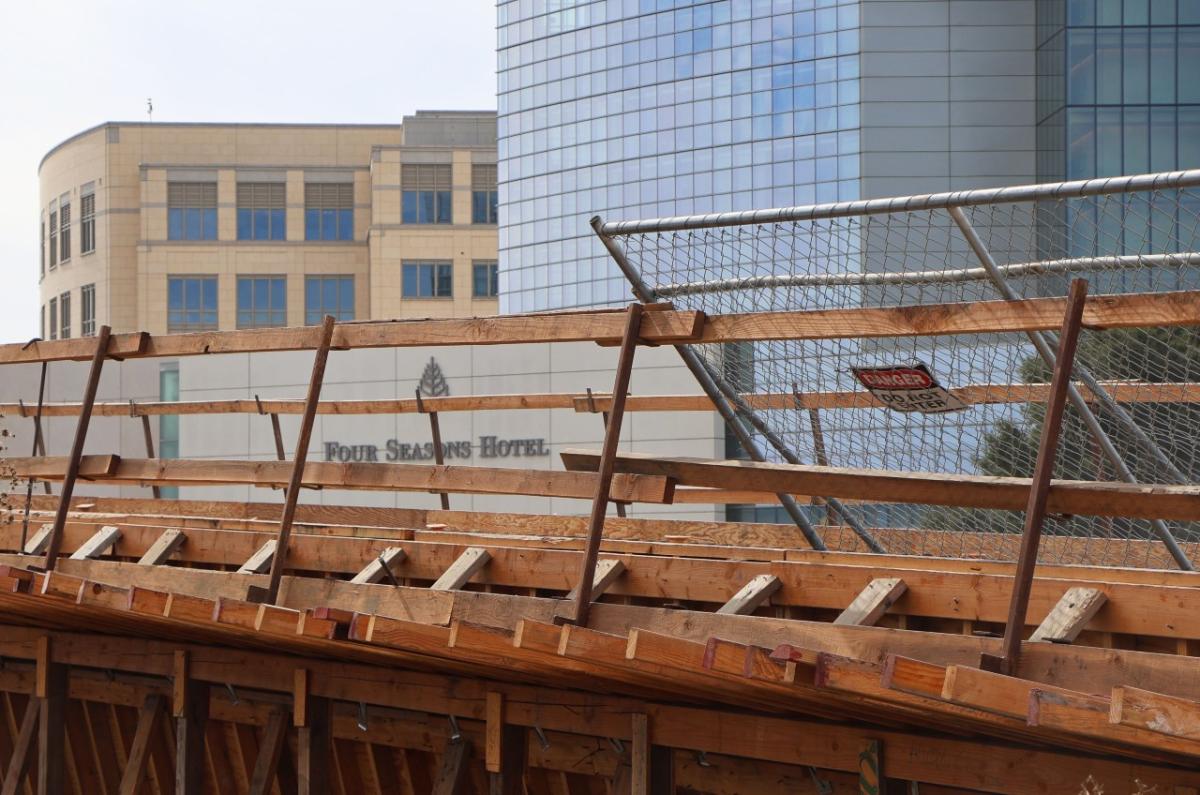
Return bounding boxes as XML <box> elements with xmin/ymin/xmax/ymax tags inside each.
<box><xmin>36</xmin><ymin>112</ymin><xmax>500</xmax><ymax>338</ymax></box>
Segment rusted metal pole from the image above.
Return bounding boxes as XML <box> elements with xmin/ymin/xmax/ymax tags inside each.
<box><xmin>19</xmin><ymin>362</ymin><xmax>49</xmax><ymax>548</ymax></box>
<box><xmin>982</xmin><ymin>279</ymin><xmax>1089</xmax><ymax>676</ymax></box>
<box><xmin>138</xmin><ymin>410</ymin><xmax>162</xmax><ymax>500</ymax></box>
<box><xmin>43</xmin><ymin>326</ymin><xmax>112</xmax><ymax>571</ymax></box>
<box><xmin>256</xmin><ymin>316</ymin><xmax>336</xmax><ymax>604</ymax></box>
<box><xmin>561</xmin><ymin>303</ymin><xmax>644</xmax><ymax>626</ymax></box>
<box><xmin>416</xmin><ymin>389</ymin><xmax>450</xmax><ymax>510</ymax></box>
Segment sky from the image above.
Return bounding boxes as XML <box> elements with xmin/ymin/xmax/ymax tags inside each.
<box><xmin>0</xmin><ymin>0</ymin><xmax>497</xmax><ymax>342</ymax></box>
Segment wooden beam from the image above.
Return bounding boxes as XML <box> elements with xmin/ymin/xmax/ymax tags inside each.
<box><xmin>117</xmin><ymin>694</ymin><xmax>163</xmax><ymax>795</ymax></box>
<box><xmin>1029</xmin><ymin>587</ymin><xmax>1108</xmax><ymax>643</ymax></box>
<box><xmin>349</xmin><ymin>547</ymin><xmax>407</xmax><ymax>585</ymax></box>
<box><xmin>139</xmin><ymin>414</ymin><xmax>161</xmax><ymax>500</ymax></box>
<box><xmin>68</xmin><ymin>526</ymin><xmax>121</xmax><ymax>561</ymax></box>
<box><xmin>1110</xmin><ymin>686</ymin><xmax>1200</xmax><ymax>741</ymax></box>
<box><xmin>630</xmin><ymin>714</ymin><xmax>649</xmax><ymax>795</ymax></box>
<box><xmin>431</xmin><ymin>548</ymin><xmax>491</xmax><ymax>591</ymax></box>
<box><xmin>858</xmin><ymin>739</ymin><xmax>881</xmax><ymax>795</ymax></box>
<box><xmin>137</xmin><ymin>529</ymin><xmax>186</xmax><ymax>566</ymax></box>
<box><xmin>563</xmin><ymin>559</ymin><xmax>626</xmax><ymax>602</ymax></box>
<box><xmin>0</xmin><ymin>309</ymin><xmax>705</xmax><ymax>364</ymax></box>
<box><xmin>716</xmin><ymin>574</ymin><xmax>781</xmax><ymax>616</ymax></box>
<box><xmin>984</xmin><ymin>279</ymin><xmax>1088</xmax><ymax>676</ymax></box>
<box><xmin>42</xmin><ymin>327</ymin><xmax>115</xmax><ymax>572</ymax></box>
<box><xmin>834</xmin><ymin>578</ymin><xmax>907</xmax><ymax>626</ymax></box>
<box><xmin>35</xmin><ymin>637</ymin><xmax>66</xmax><ymax>795</ymax></box>
<box><xmin>259</xmin><ymin>314</ymin><xmax>336</xmax><ymax>605</ymax></box>
<box><xmin>294</xmin><ymin>670</ymin><xmax>331</xmax><ymax>795</ymax></box>
<box><xmin>485</xmin><ymin>692</ymin><xmax>504</xmax><ymax>774</ymax></box>
<box><xmin>9</xmin><ymin>457</ymin><xmax>675</xmax><ymax>505</ymax></box>
<box><xmin>173</xmin><ymin>651</ymin><xmax>208</xmax><ymax>795</ymax></box>
<box><xmin>236</xmin><ymin>541</ymin><xmax>276</xmax><ymax>575</ymax></box>
<box><xmin>22</xmin><ymin>526</ymin><xmax>52</xmax><ymax>556</ymax></box>
<box><xmin>0</xmin><ymin>697</ymin><xmax>37</xmax><ymax>795</ymax></box>
<box><xmin>431</xmin><ymin>739</ymin><xmax>470</xmax><ymax>795</ymax></box>
<box><xmin>560</xmin><ymin>450</ymin><xmax>1200</xmax><ymax>521</ymax></box>
<box><xmin>247</xmin><ymin>709</ymin><xmax>288</xmax><ymax>795</ymax></box>
<box><xmin>563</xmin><ymin>303</ymin><xmax>643</xmax><ymax>627</ymax></box>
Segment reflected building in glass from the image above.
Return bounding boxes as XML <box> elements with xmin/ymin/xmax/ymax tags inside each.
<box><xmin>498</xmin><ymin>0</ymin><xmax>1043</xmax><ymax>312</ymax></box>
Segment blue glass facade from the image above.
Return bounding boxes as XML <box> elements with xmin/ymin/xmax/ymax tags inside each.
<box><xmin>1037</xmin><ymin>0</ymin><xmax>1200</xmax><ymax>182</ymax></box>
<box><xmin>497</xmin><ymin>0</ymin><xmax>862</xmax><ymax>312</ymax></box>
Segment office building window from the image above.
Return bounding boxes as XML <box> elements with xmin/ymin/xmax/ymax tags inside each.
<box><xmin>471</xmin><ymin>164</ymin><xmax>498</xmax><ymax>224</ymax></box>
<box><xmin>401</xmin><ymin>164</ymin><xmax>452</xmax><ymax>224</ymax></box>
<box><xmin>81</xmin><ymin>284</ymin><xmax>96</xmax><ymax>336</ymax></box>
<box><xmin>168</xmin><ymin>182</ymin><xmax>218</xmax><ymax>241</ymax></box>
<box><xmin>59</xmin><ymin>198</ymin><xmax>70</xmax><ymax>262</ymax></box>
<box><xmin>167</xmin><ymin>276</ymin><xmax>218</xmax><ymax>332</ymax></box>
<box><xmin>48</xmin><ymin>208</ymin><xmax>58</xmax><ymax>268</ymax></box>
<box><xmin>472</xmin><ymin>260</ymin><xmax>499</xmax><ymax>297</ymax></box>
<box><xmin>237</xmin><ymin>183</ymin><xmax>286</xmax><ymax>241</ymax></box>
<box><xmin>305</xmin><ymin>183</ymin><xmax>354</xmax><ymax>240</ymax></box>
<box><xmin>159</xmin><ymin>363</ymin><xmax>180</xmax><ymax>499</ymax></box>
<box><xmin>59</xmin><ymin>291</ymin><xmax>71</xmax><ymax>339</ymax></box>
<box><xmin>48</xmin><ymin>297</ymin><xmax>57</xmax><ymax>340</ymax></box>
<box><xmin>305</xmin><ymin>276</ymin><xmax>354</xmax><ymax>324</ymax></box>
<box><xmin>402</xmin><ymin>261</ymin><xmax>453</xmax><ymax>298</ymax></box>
<box><xmin>39</xmin><ymin>220</ymin><xmax>45</xmax><ymax>278</ymax></box>
<box><xmin>237</xmin><ymin>276</ymin><xmax>286</xmax><ymax>328</ymax></box>
<box><xmin>40</xmin><ymin>305</ymin><xmax>44</xmax><ymax>340</ymax></box>
<box><xmin>80</xmin><ymin>190</ymin><xmax>95</xmax><ymax>254</ymax></box>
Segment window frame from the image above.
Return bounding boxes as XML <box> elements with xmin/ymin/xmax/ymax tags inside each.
<box><xmin>81</xmin><ymin>283</ymin><xmax>96</xmax><ymax>337</ymax></box>
<box><xmin>472</xmin><ymin>260</ymin><xmax>500</xmax><ymax>298</ymax></box>
<box><xmin>48</xmin><ymin>208</ymin><xmax>58</xmax><ymax>269</ymax></box>
<box><xmin>471</xmin><ymin>164</ymin><xmax>499</xmax><ymax>224</ymax></box>
<box><xmin>59</xmin><ymin>198</ymin><xmax>71</xmax><ymax>263</ymax></box>
<box><xmin>167</xmin><ymin>182</ymin><xmax>218</xmax><ymax>241</ymax></box>
<box><xmin>401</xmin><ymin>164</ymin><xmax>453</xmax><ymax>225</ymax></box>
<box><xmin>236</xmin><ymin>182</ymin><xmax>287</xmax><ymax>241</ymax></box>
<box><xmin>304</xmin><ymin>275</ymin><xmax>355</xmax><ymax>325</ymax></box>
<box><xmin>167</xmin><ymin>275</ymin><xmax>219</xmax><ymax>333</ymax></box>
<box><xmin>236</xmin><ymin>275</ymin><xmax>288</xmax><ymax>329</ymax></box>
<box><xmin>80</xmin><ymin>192</ymin><xmax>96</xmax><ymax>254</ymax></box>
<box><xmin>304</xmin><ymin>183</ymin><xmax>355</xmax><ymax>241</ymax></box>
<box><xmin>48</xmin><ymin>297</ymin><xmax>57</xmax><ymax>340</ymax></box>
<box><xmin>401</xmin><ymin>261</ymin><xmax>454</xmax><ymax>298</ymax></box>
<box><xmin>59</xmin><ymin>291</ymin><xmax>71</xmax><ymax>339</ymax></box>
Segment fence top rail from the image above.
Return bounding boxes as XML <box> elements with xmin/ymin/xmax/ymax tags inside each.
<box><xmin>599</xmin><ymin>169</ymin><xmax>1200</xmax><ymax>236</ymax></box>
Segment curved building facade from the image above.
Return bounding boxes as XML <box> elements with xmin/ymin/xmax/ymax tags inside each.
<box><xmin>37</xmin><ymin>113</ymin><xmax>499</xmax><ymax>339</ymax></box>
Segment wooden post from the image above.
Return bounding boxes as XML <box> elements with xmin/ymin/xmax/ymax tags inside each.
<box><xmin>19</xmin><ymin>361</ymin><xmax>50</xmax><ymax>549</ymax></box>
<box><xmin>431</xmin><ymin>738</ymin><xmax>470</xmax><ymax>795</ymax></box>
<box><xmin>254</xmin><ymin>316</ymin><xmax>336</xmax><ymax>605</ymax></box>
<box><xmin>174</xmin><ymin>651</ymin><xmax>208</xmax><ymax>794</ymax></box>
<box><xmin>35</xmin><ymin>637</ymin><xmax>66</xmax><ymax>795</ymax></box>
<box><xmin>586</xmin><ymin>388</ymin><xmax>628</xmax><ymax>518</ymax></box>
<box><xmin>562</xmin><ymin>303</ymin><xmax>643</xmax><ymax>626</ymax></box>
<box><xmin>0</xmin><ymin>696</ymin><xmax>38</xmax><ymax>795</ymax></box>
<box><xmin>858</xmin><ymin>738</ymin><xmax>881</xmax><ymax>795</ymax></box>
<box><xmin>43</xmin><ymin>326</ymin><xmax>111</xmax><ymax>571</ymax></box>
<box><xmin>982</xmin><ymin>279</ymin><xmax>1089</xmax><ymax>676</ymax></box>
<box><xmin>294</xmin><ymin>669</ymin><xmax>331</xmax><ymax>795</ymax></box>
<box><xmin>416</xmin><ymin>389</ymin><xmax>451</xmax><ymax>510</ymax></box>
<box><xmin>137</xmin><ymin>408</ymin><xmax>162</xmax><ymax>499</ymax></box>
<box><xmin>485</xmin><ymin>691</ymin><xmax>526</xmax><ymax>795</ymax></box>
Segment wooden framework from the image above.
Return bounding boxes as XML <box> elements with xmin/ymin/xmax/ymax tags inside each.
<box><xmin>3</xmin><ymin>294</ymin><xmax>1200</xmax><ymax>792</ymax></box>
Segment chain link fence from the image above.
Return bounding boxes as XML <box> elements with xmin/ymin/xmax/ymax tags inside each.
<box><xmin>598</xmin><ymin>171</ymin><xmax>1200</xmax><ymax>569</ymax></box>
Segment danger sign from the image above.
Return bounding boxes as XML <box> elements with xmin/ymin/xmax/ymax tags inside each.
<box><xmin>851</xmin><ymin>363</ymin><xmax>968</xmax><ymax>414</ymax></box>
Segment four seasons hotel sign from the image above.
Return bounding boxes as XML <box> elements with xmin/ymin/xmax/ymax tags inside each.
<box><xmin>322</xmin><ymin>357</ymin><xmax>550</xmax><ymax>463</ymax></box>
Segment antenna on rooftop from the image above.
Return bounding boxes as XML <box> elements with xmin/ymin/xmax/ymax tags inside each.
<box><xmin>146</xmin><ymin>98</ymin><xmax>153</xmax><ymax>121</ymax></box>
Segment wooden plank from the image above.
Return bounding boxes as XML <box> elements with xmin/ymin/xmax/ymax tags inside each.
<box><xmin>1029</xmin><ymin>689</ymin><xmax>1200</xmax><ymax>758</ymax></box>
<box><xmin>35</xmin><ymin>637</ymin><xmax>66</xmax><ymax>795</ymax></box>
<box><xmin>858</xmin><ymin>739</ymin><xmax>881</xmax><ymax>795</ymax></box>
<box><xmin>117</xmin><ymin>695</ymin><xmax>163</xmax><ymax>795</ymax></box>
<box><xmin>485</xmin><ymin>692</ymin><xmax>504</xmax><ymax>774</ymax></box>
<box><xmin>9</xmin><ymin>458</ymin><xmax>675</xmax><ymax>505</ymax></box>
<box><xmin>431</xmin><ymin>739</ymin><xmax>470</xmax><ymax>795</ymax></box>
<box><xmin>68</xmin><ymin>526</ymin><xmax>121</xmax><ymax>560</ymax></box>
<box><xmin>563</xmin><ymin>559</ymin><xmax>626</xmax><ymax>602</ymax></box>
<box><xmin>1029</xmin><ymin>587</ymin><xmax>1108</xmax><ymax>643</ymax></box>
<box><xmin>296</xmin><ymin>694</ymin><xmax>331</xmax><ymax>795</ymax></box>
<box><xmin>22</xmin><ymin>526</ymin><xmax>52</xmax><ymax>556</ymax></box>
<box><xmin>834</xmin><ymin>578</ymin><xmax>907</xmax><ymax>626</ymax></box>
<box><xmin>137</xmin><ymin>530</ymin><xmax>186</xmax><ymax>566</ymax></box>
<box><xmin>629</xmin><ymin>714</ymin><xmax>648</xmax><ymax>795</ymax></box>
<box><xmin>248</xmin><ymin>710</ymin><xmax>288</xmax><ymax>795</ymax></box>
<box><xmin>0</xmin><ymin>697</ymin><xmax>37</xmax><ymax>795</ymax></box>
<box><xmin>697</xmin><ymin>290</ymin><xmax>1200</xmax><ymax>343</ymax></box>
<box><xmin>1110</xmin><ymin>686</ymin><xmax>1200</xmax><ymax>741</ymax></box>
<box><xmin>349</xmin><ymin>547</ymin><xmax>407</xmax><ymax>585</ymax></box>
<box><xmin>0</xmin><ymin>309</ymin><xmax>706</xmax><ymax>364</ymax></box>
<box><xmin>237</xmin><ymin>541</ymin><xmax>277</xmax><ymax>575</ymax></box>
<box><xmin>173</xmin><ymin>651</ymin><xmax>208</xmax><ymax>795</ymax></box>
<box><xmin>715</xmin><ymin>574</ymin><xmax>781</xmax><ymax>616</ymax></box>
<box><xmin>431</xmin><ymin>548</ymin><xmax>491</xmax><ymax>591</ymax></box>
<box><xmin>560</xmin><ymin>450</ymin><xmax>1200</xmax><ymax>521</ymax></box>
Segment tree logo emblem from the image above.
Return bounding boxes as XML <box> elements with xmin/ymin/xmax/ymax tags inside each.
<box><xmin>418</xmin><ymin>357</ymin><xmax>450</xmax><ymax>397</ymax></box>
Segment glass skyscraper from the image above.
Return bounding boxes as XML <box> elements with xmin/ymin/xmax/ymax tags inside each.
<box><xmin>1036</xmin><ymin>0</ymin><xmax>1200</xmax><ymax>182</ymax></box>
<box><xmin>497</xmin><ymin>0</ymin><xmax>864</xmax><ymax>312</ymax></box>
